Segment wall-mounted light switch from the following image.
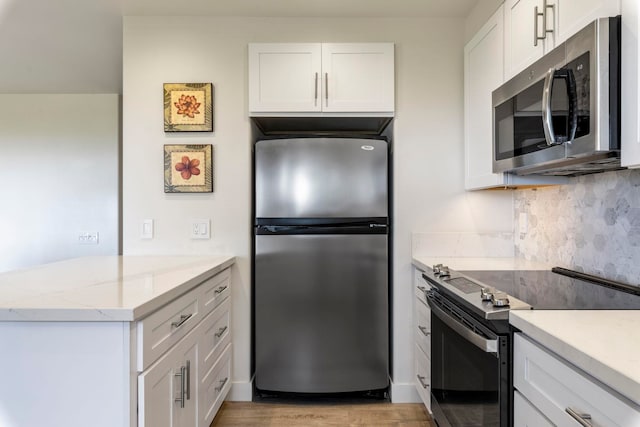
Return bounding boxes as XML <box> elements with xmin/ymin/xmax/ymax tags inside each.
<box><xmin>191</xmin><ymin>219</ymin><xmax>211</xmax><ymax>239</ymax></box>
<box><xmin>141</xmin><ymin>219</ymin><xmax>154</xmax><ymax>239</ymax></box>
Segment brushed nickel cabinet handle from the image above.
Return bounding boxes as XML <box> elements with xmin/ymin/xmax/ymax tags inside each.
<box><xmin>325</xmin><ymin>72</ymin><xmax>329</xmax><ymax>106</ymax></box>
<box><xmin>171</xmin><ymin>313</ymin><xmax>193</xmax><ymax>328</ymax></box>
<box><xmin>174</xmin><ymin>365</ymin><xmax>186</xmax><ymax>408</ymax></box>
<box><xmin>534</xmin><ymin>6</ymin><xmax>545</xmax><ymax>46</ymax></box>
<box><xmin>314</xmin><ymin>72</ymin><xmax>318</xmax><ymax>105</ymax></box>
<box><xmin>185</xmin><ymin>360</ymin><xmax>191</xmax><ymax>401</ymax></box>
<box><xmin>214</xmin><ymin>325</ymin><xmax>228</xmax><ymax>338</ymax></box>
<box><xmin>215</xmin><ymin>377</ymin><xmax>229</xmax><ymax>392</ymax></box>
<box><xmin>416</xmin><ymin>374</ymin><xmax>428</xmax><ymax>389</ymax></box>
<box><xmin>543</xmin><ymin>0</ymin><xmax>555</xmax><ymax>36</ymax></box>
<box><xmin>214</xmin><ymin>285</ymin><xmax>228</xmax><ymax>294</ymax></box>
<box><xmin>418</xmin><ymin>326</ymin><xmax>430</xmax><ymax>337</ymax></box>
<box><xmin>566</xmin><ymin>407</ymin><xmax>592</xmax><ymax>426</ymax></box>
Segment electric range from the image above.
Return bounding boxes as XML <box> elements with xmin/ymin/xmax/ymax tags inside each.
<box><xmin>422</xmin><ymin>264</ymin><xmax>640</xmax><ymax>427</ymax></box>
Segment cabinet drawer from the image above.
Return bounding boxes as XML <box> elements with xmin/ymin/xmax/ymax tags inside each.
<box><xmin>200</xmin><ymin>343</ymin><xmax>232</xmax><ymax>426</ymax></box>
<box><xmin>413</xmin><ymin>269</ymin><xmax>430</xmax><ymax>305</ymax></box>
<box><xmin>137</xmin><ymin>286</ymin><xmax>201</xmax><ymax>371</ymax></box>
<box><xmin>414</xmin><ymin>344</ymin><xmax>431</xmax><ymax>411</ymax></box>
<box><xmin>514</xmin><ymin>390</ymin><xmax>553</xmax><ymax>427</ymax></box>
<box><xmin>414</xmin><ymin>298</ymin><xmax>430</xmax><ymax>357</ymax></box>
<box><xmin>199</xmin><ymin>297</ymin><xmax>231</xmax><ymax>386</ymax></box>
<box><xmin>199</xmin><ymin>267</ymin><xmax>231</xmax><ymax>316</ymax></box>
<box><xmin>514</xmin><ymin>333</ymin><xmax>640</xmax><ymax>427</ymax></box>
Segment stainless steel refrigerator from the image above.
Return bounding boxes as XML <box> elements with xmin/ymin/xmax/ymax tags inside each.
<box><xmin>254</xmin><ymin>137</ymin><xmax>389</xmax><ymax>394</ymax></box>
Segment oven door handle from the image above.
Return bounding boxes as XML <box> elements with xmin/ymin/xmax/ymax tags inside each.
<box><xmin>428</xmin><ymin>298</ymin><xmax>499</xmax><ymax>355</ymax></box>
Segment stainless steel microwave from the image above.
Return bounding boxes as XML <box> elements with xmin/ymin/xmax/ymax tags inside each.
<box><xmin>492</xmin><ymin>16</ymin><xmax>621</xmax><ymax>176</ymax></box>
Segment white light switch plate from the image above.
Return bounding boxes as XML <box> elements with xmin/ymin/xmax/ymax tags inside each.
<box><xmin>191</xmin><ymin>219</ymin><xmax>211</xmax><ymax>239</ymax></box>
<box><xmin>141</xmin><ymin>219</ymin><xmax>154</xmax><ymax>239</ymax></box>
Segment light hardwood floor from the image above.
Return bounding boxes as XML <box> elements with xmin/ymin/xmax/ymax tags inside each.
<box><xmin>210</xmin><ymin>402</ymin><xmax>436</xmax><ymax>426</ymax></box>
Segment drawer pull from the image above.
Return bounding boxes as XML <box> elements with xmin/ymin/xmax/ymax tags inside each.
<box><xmin>214</xmin><ymin>285</ymin><xmax>228</xmax><ymax>294</ymax></box>
<box><xmin>566</xmin><ymin>407</ymin><xmax>593</xmax><ymax>426</ymax></box>
<box><xmin>417</xmin><ymin>286</ymin><xmax>426</xmax><ymax>292</ymax></box>
<box><xmin>416</xmin><ymin>374</ymin><xmax>428</xmax><ymax>389</ymax></box>
<box><xmin>171</xmin><ymin>313</ymin><xmax>193</xmax><ymax>328</ymax></box>
<box><xmin>418</xmin><ymin>325</ymin><xmax>430</xmax><ymax>337</ymax></box>
<box><xmin>215</xmin><ymin>377</ymin><xmax>229</xmax><ymax>392</ymax></box>
<box><xmin>214</xmin><ymin>326</ymin><xmax>228</xmax><ymax>338</ymax></box>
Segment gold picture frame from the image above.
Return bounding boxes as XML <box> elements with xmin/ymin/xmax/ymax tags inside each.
<box><xmin>164</xmin><ymin>144</ymin><xmax>213</xmax><ymax>193</ymax></box>
<box><xmin>163</xmin><ymin>83</ymin><xmax>213</xmax><ymax>132</ymax></box>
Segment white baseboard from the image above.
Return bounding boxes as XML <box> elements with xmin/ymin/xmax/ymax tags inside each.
<box><xmin>390</xmin><ymin>381</ymin><xmax>422</xmax><ymax>403</ymax></box>
<box><xmin>228</xmin><ymin>379</ymin><xmax>253</xmax><ymax>401</ymax></box>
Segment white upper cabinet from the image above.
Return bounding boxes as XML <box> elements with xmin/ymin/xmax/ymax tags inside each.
<box><xmin>465</xmin><ymin>5</ymin><xmax>507</xmax><ymax>190</ymax></box>
<box><xmin>622</xmin><ymin>0</ymin><xmax>640</xmax><ymax>168</ymax></box>
<box><xmin>504</xmin><ymin>0</ymin><xmax>620</xmax><ymax>79</ymax></box>
<box><xmin>464</xmin><ymin>5</ymin><xmax>565</xmax><ymax>190</ymax></box>
<box><xmin>320</xmin><ymin>43</ymin><xmax>394</xmax><ymax>113</ymax></box>
<box><xmin>249</xmin><ymin>43</ymin><xmax>394</xmax><ymax>115</ymax></box>
<box><xmin>504</xmin><ymin>0</ymin><xmax>548</xmax><ymax>80</ymax></box>
<box><xmin>248</xmin><ymin>43</ymin><xmax>322</xmax><ymax>113</ymax></box>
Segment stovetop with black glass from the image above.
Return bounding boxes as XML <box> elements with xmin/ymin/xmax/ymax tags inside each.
<box><xmin>422</xmin><ymin>265</ymin><xmax>640</xmax><ymax>321</ymax></box>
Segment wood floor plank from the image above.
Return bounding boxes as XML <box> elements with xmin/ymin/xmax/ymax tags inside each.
<box><xmin>211</xmin><ymin>401</ymin><xmax>436</xmax><ymax>426</ymax></box>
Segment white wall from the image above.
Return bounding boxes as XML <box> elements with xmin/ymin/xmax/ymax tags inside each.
<box><xmin>122</xmin><ymin>16</ymin><xmax>513</xmax><ymax>401</ymax></box>
<box><xmin>0</xmin><ymin>94</ymin><xmax>120</xmax><ymax>273</ymax></box>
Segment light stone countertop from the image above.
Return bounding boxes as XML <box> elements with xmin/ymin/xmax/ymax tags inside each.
<box><xmin>0</xmin><ymin>255</ymin><xmax>235</xmax><ymax>322</ymax></box>
<box><xmin>412</xmin><ymin>255</ymin><xmax>551</xmax><ymax>272</ymax></box>
<box><xmin>510</xmin><ymin>310</ymin><xmax>640</xmax><ymax>407</ymax></box>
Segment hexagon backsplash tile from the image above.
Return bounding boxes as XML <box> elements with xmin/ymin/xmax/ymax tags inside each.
<box><xmin>515</xmin><ymin>169</ymin><xmax>640</xmax><ymax>286</ymax></box>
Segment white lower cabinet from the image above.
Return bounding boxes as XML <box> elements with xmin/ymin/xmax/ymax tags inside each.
<box><xmin>413</xmin><ymin>268</ymin><xmax>431</xmax><ymax>411</ymax></box>
<box><xmin>514</xmin><ymin>390</ymin><xmax>553</xmax><ymax>427</ymax></box>
<box><xmin>137</xmin><ymin>271</ymin><xmax>232</xmax><ymax>427</ymax></box>
<box><xmin>514</xmin><ymin>333</ymin><xmax>640</xmax><ymax>427</ymax></box>
<box><xmin>139</xmin><ymin>327</ymin><xmax>198</xmax><ymax>427</ymax></box>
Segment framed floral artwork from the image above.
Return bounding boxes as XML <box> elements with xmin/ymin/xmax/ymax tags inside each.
<box><xmin>164</xmin><ymin>144</ymin><xmax>213</xmax><ymax>193</ymax></box>
<box><xmin>163</xmin><ymin>83</ymin><xmax>213</xmax><ymax>132</ymax></box>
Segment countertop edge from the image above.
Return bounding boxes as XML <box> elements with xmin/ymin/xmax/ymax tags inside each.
<box><xmin>0</xmin><ymin>256</ymin><xmax>236</xmax><ymax>322</ymax></box>
<box><xmin>510</xmin><ymin>311</ymin><xmax>640</xmax><ymax>407</ymax></box>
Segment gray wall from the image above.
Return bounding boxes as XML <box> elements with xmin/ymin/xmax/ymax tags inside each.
<box><xmin>515</xmin><ymin>169</ymin><xmax>640</xmax><ymax>286</ymax></box>
<box><xmin>0</xmin><ymin>94</ymin><xmax>120</xmax><ymax>273</ymax></box>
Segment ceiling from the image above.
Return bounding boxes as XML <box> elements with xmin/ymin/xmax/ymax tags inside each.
<box><xmin>0</xmin><ymin>0</ymin><xmax>479</xmax><ymax>94</ymax></box>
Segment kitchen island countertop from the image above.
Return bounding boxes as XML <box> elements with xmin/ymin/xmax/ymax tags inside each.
<box><xmin>510</xmin><ymin>310</ymin><xmax>640</xmax><ymax>407</ymax></box>
<box><xmin>0</xmin><ymin>255</ymin><xmax>235</xmax><ymax>322</ymax></box>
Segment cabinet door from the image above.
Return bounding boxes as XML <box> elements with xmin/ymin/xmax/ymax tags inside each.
<box><xmin>556</xmin><ymin>0</ymin><xmax>620</xmax><ymax>45</ymax></box>
<box><xmin>622</xmin><ymin>0</ymin><xmax>640</xmax><ymax>168</ymax></box>
<box><xmin>514</xmin><ymin>391</ymin><xmax>553</xmax><ymax>427</ymax></box>
<box><xmin>321</xmin><ymin>43</ymin><xmax>394</xmax><ymax>113</ymax></box>
<box><xmin>464</xmin><ymin>5</ymin><xmax>506</xmax><ymax>190</ymax></box>
<box><xmin>248</xmin><ymin>43</ymin><xmax>322</xmax><ymax>113</ymax></box>
<box><xmin>504</xmin><ymin>0</ymin><xmax>549</xmax><ymax>79</ymax></box>
<box><xmin>139</xmin><ymin>330</ymin><xmax>198</xmax><ymax>427</ymax></box>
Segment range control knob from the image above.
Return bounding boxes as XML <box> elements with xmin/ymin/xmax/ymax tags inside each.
<box><xmin>480</xmin><ymin>287</ymin><xmax>495</xmax><ymax>301</ymax></box>
<box><xmin>438</xmin><ymin>267</ymin><xmax>451</xmax><ymax>278</ymax></box>
<box><xmin>491</xmin><ymin>292</ymin><xmax>510</xmax><ymax>307</ymax></box>
<box><xmin>432</xmin><ymin>264</ymin><xmax>443</xmax><ymax>275</ymax></box>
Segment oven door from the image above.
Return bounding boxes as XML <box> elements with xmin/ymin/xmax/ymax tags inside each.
<box><xmin>427</xmin><ymin>293</ymin><xmax>508</xmax><ymax>427</ymax></box>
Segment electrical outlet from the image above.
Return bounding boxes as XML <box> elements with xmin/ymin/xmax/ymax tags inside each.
<box><xmin>191</xmin><ymin>219</ymin><xmax>211</xmax><ymax>239</ymax></box>
<box><xmin>519</xmin><ymin>213</ymin><xmax>528</xmax><ymax>234</ymax></box>
<box><xmin>78</xmin><ymin>231</ymin><xmax>99</xmax><ymax>245</ymax></box>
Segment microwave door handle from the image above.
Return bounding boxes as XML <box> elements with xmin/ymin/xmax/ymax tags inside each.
<box><xmin>542</xmin><ymin>67</ymin><xmax>578</xmax><ymax>146</ymax></box>
<box><xmin>542</xmin><ymin>67</ymin><xmax>558</xmax><ymax>145</ymax></box>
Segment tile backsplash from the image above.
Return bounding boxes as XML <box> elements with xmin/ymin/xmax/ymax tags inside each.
<box><xmin>514</xmin><ymin>169</ymin><xmax>640</xmax><ymax>285</ymax></box>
